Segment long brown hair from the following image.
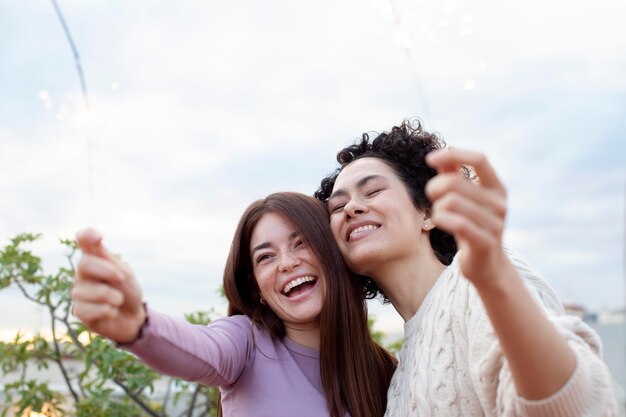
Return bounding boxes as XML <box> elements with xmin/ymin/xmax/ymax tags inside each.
<box><xmin>223</xmin><ymin>192</ymin><xmax>396</xmax><ymax>417</ymax></box>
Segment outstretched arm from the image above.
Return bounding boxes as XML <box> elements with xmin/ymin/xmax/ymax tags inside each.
<box><xmin>424</xmin><ymin>148</ymin><xmax>576</xmax><ymax>400</ymax></box>
<box><xmin>72</xmin><ymin>229</ymin><xmax>250</xmax><ymax>386</ymax></box>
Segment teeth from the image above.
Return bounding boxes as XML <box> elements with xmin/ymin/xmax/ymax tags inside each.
<box><xmin>283</xmin><ymin>276</ymin><xmax>315</xmax><ymax>294</ymax></box>
<box><xmin>350</xmin><ymin>224</ymin><xmax>378</xmax><ymax>238</ymax></box>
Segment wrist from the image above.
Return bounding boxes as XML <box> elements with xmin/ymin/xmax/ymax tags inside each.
<box><xmin>116</xmin><ymin>302</ymin><xmax>148</xmax><ymax>345</ymax></box>
<box><xmin>472</xmin><ymin>256</ymin><xmax>519</xmax><ymax>298</ymax></box>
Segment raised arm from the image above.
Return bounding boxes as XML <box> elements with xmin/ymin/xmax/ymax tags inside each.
<box><xmin>424</xmin><ymin>148</ymin><xmax>577</xmax><ymax>400</ymax></box>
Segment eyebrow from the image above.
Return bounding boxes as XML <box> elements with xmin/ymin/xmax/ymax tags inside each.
<box><xmin>328</xmin><ymin>174</ymin><xmax>387</xmax><ymax>201</ymax></box>
<box><xmin>251</xmin><ymin>231</ymin><xmax>299</xmax><ymax>255</ymax></box>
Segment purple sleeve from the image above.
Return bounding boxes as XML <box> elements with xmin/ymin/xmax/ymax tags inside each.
<box><xmin>123</xmin><ymin>306</ymin><xmax>254</xmax><ymax>386</ymax></box>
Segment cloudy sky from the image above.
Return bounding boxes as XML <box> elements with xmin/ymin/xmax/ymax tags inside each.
<box><xmin>1</xmin><ymin>0</ymin><xmax>624</xmax><ymax>339</ymax></box>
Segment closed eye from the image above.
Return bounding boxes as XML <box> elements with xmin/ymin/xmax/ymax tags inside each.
<box><xmin>256</xmin><ymin>253</ymin><xmax>273</xmax><ymax>264</ymax></box>
<box><xmin>329</xmin><ymin>203</ymin><xmax>346</xmax><ymax>213</ymax></box>
<box><xmin>366</xmin><ymin>188</ymin><xmax>383</xmax><ymax>197</ymax></box>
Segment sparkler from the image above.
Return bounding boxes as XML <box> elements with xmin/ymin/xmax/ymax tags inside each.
<box><xmin>49</xmin><ymin>0</ymin><xmax>95</xmax><ymax>223</ymax></box>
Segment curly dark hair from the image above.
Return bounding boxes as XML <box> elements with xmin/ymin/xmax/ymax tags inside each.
<box><xmin>314</xmin><ymin>119</ymin><xmax>459</xmax><ymax>302</ymax></box>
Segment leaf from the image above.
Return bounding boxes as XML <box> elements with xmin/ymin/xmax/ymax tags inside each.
<box><xmin>184</xmin><ymin>310</ymin><xmax>217</xmax><ymax>326</ymax></box>
<box><xmin>1</xmin><ymin>234</ymin><xmax>226</xmax><ymax>416</ymax></box>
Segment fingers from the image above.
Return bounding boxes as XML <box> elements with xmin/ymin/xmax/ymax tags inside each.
<box><xmin>75</xmin><ymin>228</ymin><xmax>133</xmax><ymax>284</ymax></box>
<box><xmin>72</xmin><ymin>274</ymin><xmax>125</xmax><ymax>327</ymax></box>
<box><xmin>430</xmin><ymin>209</ymin><xmax>498</xmax><ymax>252</ymax></box>
<box><xmin>72</xmin><ymin>300</ymin><xmax>120</xmax><ymax>324</ymax></box>
<box><xmin>429</xmin><ymin>180</ymin><xmax>505</xmax><ymax>238</ymax></box>
<box><xmin>426</xmin><ymin>148</ymin><xmax>505</xmax><ymax>192</ymax></box>
<box><xmin>426</xmin><ymin>172</ymin><xmax>506</xmax><ymax>220</ymax></box>
<box><xmin>425</xmin><ymin>148</ymin><xmax>508</xmax><ymax>255</ymax></box>
<box><xmin>76</xmin><ymin>228</ymin><xmax>104</xmax><ymax>255</ymax></box>
<box><xmin>76</xmin><ymin>254</ymin><xmax>125</xmax><ymax>285</ymax></box>
<box><xmin>76</xmin><ymin>228</ymin><xmax>119</xmax><ymax>264</ymax></box>
<box><xmin>71</xmin><ymin>280</ymin><xmax>125</xmax><ymax>307</ymax></box>
<box><xmin>72</xmin><ymin>229</ymin><xmax>145</xmax><ymax>342</ymax></box>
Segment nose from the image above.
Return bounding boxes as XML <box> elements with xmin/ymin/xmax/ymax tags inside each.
<box><xmin>278</xmin><ymin>250</ymin><xmax>301</xmax><ymax>272</ymax></box>
<box><xmin>344</xmin><ymin>198</ymin><xmax>368</xmax><ymax>219</ymax></box>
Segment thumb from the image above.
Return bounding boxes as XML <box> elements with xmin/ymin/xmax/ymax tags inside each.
<box><xmin>76</xmin><ymin>228</ymin><xmax>117</xmax><ymax>262</ymax></box>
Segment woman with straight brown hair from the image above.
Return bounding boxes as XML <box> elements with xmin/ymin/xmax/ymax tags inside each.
<box><xmin>72</xmin><ymin>192</ymin><xmax>396</xmax><ymax>417</ymax></box>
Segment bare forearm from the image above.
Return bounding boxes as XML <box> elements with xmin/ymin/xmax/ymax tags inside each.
<box><xmin>474</xmin><ymin>261</ymin><xmax>576</xmax><ymax>400</ymax></box>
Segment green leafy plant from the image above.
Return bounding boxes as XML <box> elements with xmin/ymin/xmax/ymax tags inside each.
<box><xmin>0</xmin><ymin>234</ymin><xmax>219</xmax><ymax>417</ymax></box>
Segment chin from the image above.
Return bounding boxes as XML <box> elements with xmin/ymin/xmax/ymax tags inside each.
<box><xmin>349</xmin><ymin>247</ymin><xmax>392</xmax><ymax>277</ymax></box>
<box><xmin>345</xmin><ymin>255</ymin><xmax>374</xmax><ymax>276</ymax></box>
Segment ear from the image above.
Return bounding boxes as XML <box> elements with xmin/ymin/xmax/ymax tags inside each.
<box><xmin>422</xmin><ymin>209</ymin><xmax>434</xmax><ymax>231</ymax></box>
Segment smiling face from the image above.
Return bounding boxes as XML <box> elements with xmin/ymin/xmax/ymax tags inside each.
<box><xmin>250</xmin><ymin>212</ymin><xmax>326</xmax><ymax>331</ymax></box>
<box><xmin>328</xmin><ymin>157</ymin><xmax>426</xmax><ymax>276</ymax></box>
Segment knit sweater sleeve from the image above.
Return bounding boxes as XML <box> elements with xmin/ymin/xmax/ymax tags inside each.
<box><xmin>466</xmin><ymin>248</ymin><xmax>618</xmax><ymax>417</ymax></box>
<box><xmin>122</xmin><ymin>305</ymin><xmax>254</xmax><ymax>387</ymax></box>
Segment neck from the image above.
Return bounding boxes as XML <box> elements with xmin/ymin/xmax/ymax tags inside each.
<box><xmin>369</xmin><ymin>238</ymin><xmax>446</xmax><ymax>321</ymax></box>
<box><xmin>284</xmin><ymin>323</ymin><xmax>321</xmax><ymax>349</ymax></box>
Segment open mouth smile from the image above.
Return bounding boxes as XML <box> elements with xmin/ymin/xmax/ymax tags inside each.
<box><xmin>346</xmin><ymin>223</ymin><xmax>381</xmax><ymax>242</ymax></box>
<box><xmin>282</xmin><ymin>275</ymin><xmax>318</xmax><ymax>298</ymax></box>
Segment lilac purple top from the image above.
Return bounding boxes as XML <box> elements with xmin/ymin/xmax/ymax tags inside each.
<box><xmin>125</xmin><ymin>306</ymin><xmax>340</xmax><ymax>417</ymax></box>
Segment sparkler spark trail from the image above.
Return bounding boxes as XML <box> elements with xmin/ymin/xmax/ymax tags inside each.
<box><xmin>387</xmin><ymin>0</ymin><xmax>433</xmax><ymax>121</ymax></box>
<box><xmin>50</xmin><ymin>0</ymin><xmax>89</xmax><ymax>109</ymax></box>
<box><xmin>50</xmin><ymin>0</ymin><xmax>95</xmax><ymax>223</ymax></box>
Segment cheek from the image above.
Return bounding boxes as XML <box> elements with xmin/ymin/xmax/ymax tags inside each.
<box><xmin>329</xmin><ymin>218</ymin><xmax>343</xmax><ymax>243</ymax></box>
<box><xmin>253</xmin><ymin>270</ymin><xmax>272</xmax><ymax>294</ymax></box>
<box><xmin>320</xmin><ymin>277</ymin><xmax>329</xmax><ymax>298</ymax></box>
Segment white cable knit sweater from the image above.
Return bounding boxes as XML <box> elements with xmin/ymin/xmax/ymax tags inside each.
<box><xmin>385</xmin><ymin>248</ymin><xmax>617</xmax><ymax>417</ymax></box>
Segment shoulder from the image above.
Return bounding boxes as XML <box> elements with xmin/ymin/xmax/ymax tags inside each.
<box><xmin>209</xmin><ymin>315</ymin><xmax>270</xmax><ymax>343</ymax></box>
<box><xmin>212</xmin><ymin>315</ymin><xmax>282</xmax><ymax>357</ymax></box>
<box><xmin>211</xmin><ymin>314</ymin><xmax>253</xmax><ymax>328</ymax></box>
<box><xmin>205</xmin><ymin>314</ymin><xmax>254</xmax><ymax>337</ymax></box>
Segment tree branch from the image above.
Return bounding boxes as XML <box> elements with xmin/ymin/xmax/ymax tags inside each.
<box><xmin>55</xmin><ymin>314</ymin><xmax>86</xmax><ymax>353</ymax></box>
<box><xmin>112</xmin><ymin>378</ymin><xmax>162</xmax><ymax>417</ymax></box>
<box><xmin>186</xmin><ymin>384</ymin><xmax>201</xmax><ymax>417</ymax></box>
<box><xmin>49</xmin><ymin>307</ymin><xmax>80</xmax><ymax>404</ymax></box>
<box><xmin>14</xmin><ymin>280</ymin><xmax>46</xmax><ymax>306</ymax></box>
<box><xmin>161</xmin><ymin>377</ymin><xmax>174</xmax><ymax>417</ymax></box>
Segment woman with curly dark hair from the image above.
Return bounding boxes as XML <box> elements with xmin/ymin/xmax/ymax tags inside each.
<box><xmin>315</xmin><ymin>120</ymin><xmax>616</xmax><ymax>417</ymax></box>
